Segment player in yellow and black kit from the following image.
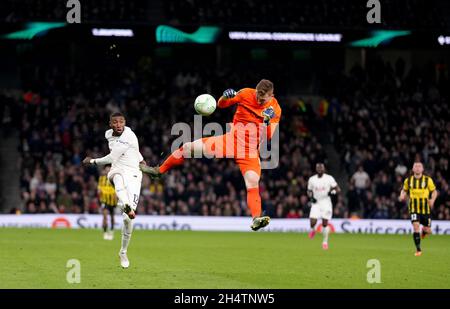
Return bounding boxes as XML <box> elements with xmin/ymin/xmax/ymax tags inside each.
<box><xmin>98</xmin><ymin>167</ymin><xmax>118</xmax><ymax>240</ymax></box>
<box><xmin>399</xmin><ymin>162</ymin><xmax>438</xmax><ymax>256</ymax></box>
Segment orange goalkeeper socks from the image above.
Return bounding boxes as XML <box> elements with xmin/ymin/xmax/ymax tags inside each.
<box><xmin>247</xmin><ymin>187</ymin><xmax>262</xmax><ymax>218</ymax></box>
<box><xmin>159</xmin><ymin>147</ymin><xmax>185</xmax><ymax>174</ymax></box>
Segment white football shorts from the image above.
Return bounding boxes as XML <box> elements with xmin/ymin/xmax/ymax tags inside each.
<box><xmin>309</xmin><ymin>199</ymin><xmax>333</xmax><ymax>220</ymax></box>
<box><xmin>108</xmin><ymin>169</ymin><xmax>142</xmax><ymax>211</ymax></box>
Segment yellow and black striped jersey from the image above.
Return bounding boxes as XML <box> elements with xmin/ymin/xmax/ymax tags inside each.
<box><xmin>98</xmin><ymin>176</ymin><xmax>117</xmax><ymax>206</ymax></box>
<box><xmin>403</xmin><ymin>175</ymin><xmax>436</xmax><ymax>214</ymax></box>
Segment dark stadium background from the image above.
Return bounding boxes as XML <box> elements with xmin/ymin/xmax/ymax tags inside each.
<box><xmin>0</xmin><ymin>0</ymin><xmax>449</xmax><ymax>221</ymax></box>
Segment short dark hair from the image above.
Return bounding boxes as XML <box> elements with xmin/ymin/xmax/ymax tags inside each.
<box><xmin>256</xmin><ymin>79</ymin><xmax>274</xmax><ymax>93</ymax></box>
<box><xmin>110</xmin><ymin>112</ymin><xmax>125</xmax><ymax>120</ymax></box>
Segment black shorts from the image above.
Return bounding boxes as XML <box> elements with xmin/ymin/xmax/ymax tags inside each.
<box><xmin>101</xmin><ymin>204</ymin><xmax>115</xmax><ymax>214</ymax></box>
<box><xmin>410</xmin><ymin>213</ymin><xmax>431</xmax><ymax>227</ymax></box>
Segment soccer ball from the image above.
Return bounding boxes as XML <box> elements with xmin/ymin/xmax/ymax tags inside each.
<box><xmin>194</xmin><ymin>94</ymin><xmax>216</xmax><ymax>116</ymax></box>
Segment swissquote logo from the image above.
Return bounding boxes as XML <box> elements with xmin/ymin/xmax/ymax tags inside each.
<box><xmin>52</xmin><ymin>217</ymin><xmax>71</xmax><ymax>228</ymax></box>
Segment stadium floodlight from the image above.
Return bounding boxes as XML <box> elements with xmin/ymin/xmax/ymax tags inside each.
<box><xmin>350</xmin><ymin>30</ymin><xmax>411</xmax><ymax>47</ymax></box>
<box><xmin>1</xmin><ymin>22</ymin><xmax>66</xmax><ymax>40</ymax></box>
<box><xmin>155</xmin><ymin>25</ymin><xmax>221</xmax><ymax>43</ymax></box>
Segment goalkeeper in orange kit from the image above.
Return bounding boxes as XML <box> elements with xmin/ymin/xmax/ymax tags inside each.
<box><xmin>140</xmin><ymin>79</ymin><xmax>282</xmax><ymax>231</ymax></box>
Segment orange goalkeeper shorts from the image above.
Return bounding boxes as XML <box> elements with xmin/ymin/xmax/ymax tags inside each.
<box><xmin>202</xmin><ymin>132</ymin><xmax>261</xmax><ymax>176</ymax></box>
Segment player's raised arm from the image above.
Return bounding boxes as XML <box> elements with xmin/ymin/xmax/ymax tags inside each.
<box><xmin>218</xmin><ymin>88</ymin><xmax>241</xmax><ymax>108</ymax></box>
<box><xmin>83</xmin><ymin>140</ymin><xmax>131</xmax><ymax>166</ymax></box>
<box><xmin>83</xmin><ymin>154</ymin><xmax>112</xmax><ymax>166</ymax></box>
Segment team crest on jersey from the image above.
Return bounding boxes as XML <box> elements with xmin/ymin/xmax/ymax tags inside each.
<box><xmin>422</xmin><ymin>181</ymin><xmax>426</xmax><ymax>188</ymax></box>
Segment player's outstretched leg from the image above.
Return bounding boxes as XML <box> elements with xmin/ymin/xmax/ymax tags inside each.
<box><xmin>140</xmin><ymin>140</ymin><xmax>204</xmax><ymax>178</ymax></box>
<box><xmin>322</xmin><ymin>219</ymin><xmax>330</xmax><ymax>250</ymax></box>
<box><xmin>119</xmin><ymin>212</ymin><xmax>133</xmax><ymax>268</ymax></box>
<box><xmin>139</xmin><ymin>164</ymin><xmax>162</xmax><ymax>179</ymax></box>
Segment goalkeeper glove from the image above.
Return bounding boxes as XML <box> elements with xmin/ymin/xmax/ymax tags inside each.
<box><xmin>262</xmin><ymin>106</ymin><xmax>275</xmax><ymax>125</ymax></box>
<box><xmin>309</xmin><ymin>196</ymin><xmax>317</xmax><ymax>204</ymax></box>
<box><xmin>223</xmin><ymin>88</ymin><xmax>237</xmax><ymax>99</ymax></box>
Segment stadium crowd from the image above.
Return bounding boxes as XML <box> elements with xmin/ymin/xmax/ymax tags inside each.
<box><xmin>2</xmin><ymin>44</ymin><xmax>448</xmax><ymax>220</ymax></box>
<box><xmin>10</xmin><ymin>58</ymin><xmax>335</xmax><ymax>218</ymax></box>
<box><xmin>327</xmin><ymin>56</ymin><xmax>450</xmax><ymax>220</ymax></box>
<box><xmin>10</xmin><ymin>55</ymin><xmax>450</xmax><ymax>220</ymax></box>
<box><xmin>0</xmin><ymin>35</ymin><xmax>450</xmax><ymax>219</ymax></box>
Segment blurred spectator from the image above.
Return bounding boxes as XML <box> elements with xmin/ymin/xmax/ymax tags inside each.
<box><xmin>331</xmin><ymin>55</ymin><xmax>450</xmax><ymax>219</ymax></box>
<box><xmin>351</xmin><ymin>166</ymin><xmax>371</xmax><ymax>192</ymax></box>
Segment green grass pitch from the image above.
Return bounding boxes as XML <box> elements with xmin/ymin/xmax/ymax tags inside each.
<box><xmin>0</xmin><ymin>228</ymin><xmax>449</xmax><ymax>288</ymax></box>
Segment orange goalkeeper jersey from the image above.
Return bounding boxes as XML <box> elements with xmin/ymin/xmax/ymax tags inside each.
<box><xmin>218</xmin><ymin>88</ymin><xmax>282</xmax><ymax>127</ymax></box>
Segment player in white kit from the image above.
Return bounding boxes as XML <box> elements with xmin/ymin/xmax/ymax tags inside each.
<box><xmin>307</xmin><ymin>163</ymin><xmax>340</xmax><ymax>250</ymax></box>
<box><xmin>83</xmin><ymin>112</ymin><xmax>144</xmax><ymax>268</ymax></box>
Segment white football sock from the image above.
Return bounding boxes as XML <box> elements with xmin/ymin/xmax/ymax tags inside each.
<box><xmin>322</xmin><ymin>225</ymin><xmax>330</xmax><ymax>244</ymax></box>
<box><xmin>120</xmin><ymin>213</ymin><xmax>133</xmax><ymax>253</ymax></box>
<box><xmin>113</xmin><ymin>174</ymin><xmax>131</xmax><ymax>206</ymax></box>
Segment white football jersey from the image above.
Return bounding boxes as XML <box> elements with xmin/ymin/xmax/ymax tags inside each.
<box><xmin>307</xmin><ymin>174</ymin><xmax>337</xmax><ymax>201</ymax></box>
<box><xmin>104</xmin><ymin>126</ymin><xmax>143</xmax><ymax>174</ymax></box>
